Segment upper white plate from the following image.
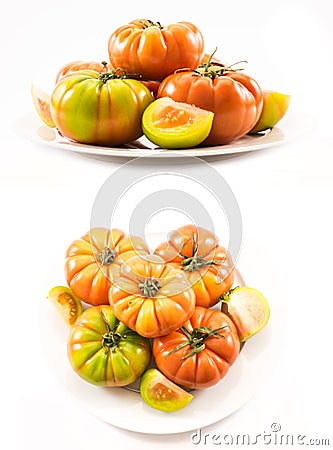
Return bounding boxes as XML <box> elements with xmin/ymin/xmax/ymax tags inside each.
<box><xmin>17</xmin><ymin>108</ymin><xmax>310</xmax><ymax>160</ymax></box>
<box><xmin>39</xmin><ymin>268</ymin><xmax>282</xmax><ymax>435</ymax></box>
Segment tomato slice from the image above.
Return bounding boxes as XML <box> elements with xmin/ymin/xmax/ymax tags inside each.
<box><xmin>140</xmin><ymin>368</ymin><xmax>193</xmax><ymax>412</ymax></box>
<box><xmin>47</xmin><ymin>286</ymin><xmax>82</xmax><ymax>326</ymax></box>
<box><xmin>31</xmin><ymin>85</ymin><xmax>56</xmax><ymax>128</ymax></box>
<box><xmin>142</xmin><ymin>97</ymin><xmax>214</xmax><ymax>149</ymax></box>
<box><xmin>249</xmin><ymin>90</ymin><xmax>291</xmax><ymax>134</ymax></box>
<box><xmin>220</xmin><ymin>286</ymin><xmax>270</xmax><ymax>341</ymax></box>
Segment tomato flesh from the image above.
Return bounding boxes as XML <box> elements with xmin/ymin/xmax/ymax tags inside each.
<box><xmin>31</xmin><ymin>85</ymin><xmax>55</xmax><ymax>128</ymax></box>
<box><xmin>142</xmin><ymin>97</ymin><xmax>214</xmax><ymax>149</ymax></box>
<box><xmin>47</xmin><ymin>286</ymin><xmax>82</xmax><ymax>326</ymax></box>
<box><xmin>140</xmin><ymin>368</ymin><xmax>193</xmax><ymax>412</ymax></box>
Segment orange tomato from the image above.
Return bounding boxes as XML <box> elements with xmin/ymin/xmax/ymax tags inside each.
<box><xmin>154</xmin><ymin>224</ymin><xmax>234</xmax><ymax>308</ymax></box>
<box><xmin>153</xmin><ymin>306</ymin><xmax>240</xmax><ymax>389</ymax></box>
<box><xmin>108</xmin><ymin>19</ymin><xmax>204</xmax><ymax>81</ymax></box>
<box><xmin>109</xmin><ymin>254</ymin><xmax>195</xmax><ymax>338</ymax></box>
<box><xmin>55</xmin><ymin>60</ymin><xmax>113</xmax><ymax>83</ymax></box>
<box><xmin>64</xmin><ymin>228</ymin><xmax>149</xmax><ymax>306</ymax></box>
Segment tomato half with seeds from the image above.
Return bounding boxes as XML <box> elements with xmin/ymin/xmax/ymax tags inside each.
<box><xmin>68</xmin><ymin>305</ymin><xmax>151</xmax><ymax>387</ymax></box>
<box><xmin>108</xmin><ymin>19</ymin><xmax>204</xmax><ymax>81</ymax></box>
<box><xmin>109</xmin><ymin>254</ymin><xmax>196</xmax><ymax>338</ymax></box>
<box><xmin>157</xmin><ymin>59</ymin><xmax>263</xmax><ymax>145</ymax></box>
<box><xmin>153</xmin><ymin>306</ymin><xmax>240</xmax><ymax>389</ymax></box>
<box><xmin>154</xmin><ymin>224</ymin><xmax>234</xmax><ymax>308</ymax></box>
<box><xmin>140</xmin><ymin>368</ymin><xmax>193</xmax><ymax>412</ymax></box>
<box><xmin>142</xmin><ymin>97</ymin><xmax>214</xmax><ymax>149</ymax></box>
<box><xmin>51</xmin><ymin>69</ymin><xmax>153</xmax><ymax>146</ymax></box>
<box><xmin>65</xmin><ymin>228</ymin><xmax>149</xmax><ymax>306</ymax></box>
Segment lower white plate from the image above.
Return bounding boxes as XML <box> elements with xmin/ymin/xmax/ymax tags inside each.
<box><xmin>39</xmin><ymin>267</ymin><xmax>281</xmax><ymax>434</ymax></box>
<box><xmin>16</xmin><ymin>108</ymin><xmax>311</xmax><ymax>160</ymax></box>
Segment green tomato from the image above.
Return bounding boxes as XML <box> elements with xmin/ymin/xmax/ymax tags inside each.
<box><xmin>249</xmin><ymin>90</ymin><xmax>291</xmax><ymax>133</ymax></box>
<box><xmin>51</xmin><ymin>69</ymin><xmax>153</xmax><ymax>146</ymax></box>
<box><xmin>67</xmin><ymin>305</ymin><xmax>151</xmax><ymax>387</ymax></box>
<box><xmin>142</xmin><ymin>97</ymin><xmax>214</xmax><ymax>149</ymax></box>
<box><xmin>140</xmin><ymin>368</ymin><xmax>193</xmax><ymax>412</ymax></box>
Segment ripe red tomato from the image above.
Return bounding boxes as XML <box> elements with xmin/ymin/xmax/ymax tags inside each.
<box><xmin>64</xmin><ymin>228</ymin><xmax>149</xmax><ymax>306</ymax></box>
<box><xmin>55</xmin><ymin>60</ymin><xmax>113</xmax><ymax>83</ymax></box>
<box><xmin>153</xmin><ymin>306</ymin><xmax>240</xmax><ymax>389</ymax></box>
<box><xmin>108</xmin><ymin>19</ymin><xmax>204</xmax><ymax>81</ymax></box>
<box><xmin>157</xmin><ymin>62</ymin><xmax>263</xmax><ymax>145</ymax></box>
<box><xmin>154</xmin><ymin>224</ymin><xmax>234</xmax><ymax>308</ymax></box>
<box><xmin>109</xmin><ymin>254</ymin><xmax>196</xmax><ymax>338</ymax></box>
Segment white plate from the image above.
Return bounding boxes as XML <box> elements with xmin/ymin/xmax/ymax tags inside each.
<box><xmin>17</xmin><ymin>108</ymin><xmax>311</xmax><ymax>160</ymax></box>
<box><xmin>40</xmin><ymin>267</ymin><xmax>282</xmax><ymax>434</ymax></box>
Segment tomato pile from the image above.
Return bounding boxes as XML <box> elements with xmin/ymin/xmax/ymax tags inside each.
<box><xmin>32</xmin><ymin>19</ymin><xmax>290</xmax><ymax>150</ymax></box>
<box><xmin>48</xmin><ymin>224</ymin><xmax>270</xmax><ymax>412</ymax></box>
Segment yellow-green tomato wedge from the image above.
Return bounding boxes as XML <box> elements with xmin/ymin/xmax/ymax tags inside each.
<box><xmin>47</xmin><ymin>286</ymin><xmax>83</xmax><ymax>326</ymax></box>
<box><xmin>249</xmin><ymin>90</ymin><xmax>291</xmax><ymax>133</ymax></box>
<box><xmin>220</xmin><ymin>287</ymin><xmax>270</xmax><ymax>342</ymax></box>
<box><xmin>31</xmin><ymin>85</ymin><xmax>56</xmax><ymax>128</ymax></box>
<box><xmin>140</xmin><ymin>368</ymin><xmax>193</xmax><ymax>412</ymax></box>
<box><xmin>142</xmin><ymin>97</ymin><xmax>214</xmax><ymax>149</ymax></box>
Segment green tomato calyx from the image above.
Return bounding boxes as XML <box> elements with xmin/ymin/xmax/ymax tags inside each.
<box><xmin>141</xmin><ymin>19</ymin><xmax>163</xmax><ymax>29</ymax></box>
<box><xmin>98</xmin><ymin>68</ymin><xmax>142</xmax><ymax>83</ymax></box>
<box><xmin>138</xmin><ymin>277</ymin><xmax>162</xmax><ymax>297</ymax></box>
<box><xmin>97</xmin><ymin>247</ymin><xmax>117</xmax><ymax>265</ymax></box>
<box><xmin>168</xmin><ymin>325</ymin><xmax>227</xmax><ymax>360</ymax></box>
<box><xmin>218</xmin><ymin>286</ymin><xmax>240</xmax><ymax>303</ymax></box>
<box><xmin>100</xmin><ymin>311</ymin><xmax>134</xmax><ymax>353</ymax></box>
<box><xmin>180</xmin><ymin>235</ymin><xmax>221</xmax><ymax>272</ymax></box>
<box><xmin>181</xmin><ymin>48</ymin><xmax>248</xmax><ymax>80</ymax></box>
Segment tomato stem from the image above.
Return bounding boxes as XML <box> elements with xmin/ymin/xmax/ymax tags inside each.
<box><xmin>141</xmin><ymin>19</ymin><xmax>163</xmax><ymax>29</ymax></box>
<box><xmin>192</xmin><ymin>48</ymin><xmax>249</xmax><ymax>79</ymax></box>
<box><xmin>138</xmin><ymin>277</ymin><xmax>162</xmax><ymax>297</ymax></box>
<box><xmin>167</xmin><ymin>326</ymin><xmax>227</xmax><ymax>360</ymax></box>
<box><xmin>98</xmin><ymin>68</ymin><xmax>153</xmax><ymax>83</ymax></box>
<box><xmin>97</xmin><ymin>247</ymin><xmax>117</xmax><ymax>265</ymax></box>
<box><xmin>179</xmin><ymin>235</ymin><xmax>221</xmax><ymax>272</ymax></box>
<box><xmin>217</xmin><ymin>286</ymin><xmax>239</xmax><ymax>303</ymax></box>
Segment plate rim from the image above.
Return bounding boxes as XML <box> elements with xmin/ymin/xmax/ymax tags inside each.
<box><xmin>16</xmin><ymin>107</ymin><xmax>311</xmax><ymax>159</ymax></box>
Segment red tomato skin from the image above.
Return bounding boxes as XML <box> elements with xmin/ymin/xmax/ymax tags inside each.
<box><xmin>157</xmin><ymin>71</ymin><xmax>263</xmax><ymax>145</ymax></box>
<box><xmin>108</xmin><ymin>20</ymin><xmax>204</xmax><ymax>81</ymax></box>
<box><xmin>153</xmin><ymin>306</ymin><xmax>240</xmax><ymax>389</ymax></box>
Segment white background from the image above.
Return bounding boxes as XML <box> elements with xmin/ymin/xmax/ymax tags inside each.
<box><xmin>2</xmin><ymin>0</ymin><xmax>333</xmax><ymax>448</ymax></box>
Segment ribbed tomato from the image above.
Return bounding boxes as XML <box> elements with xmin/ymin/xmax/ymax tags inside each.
<box><xmin>64</xmin><ymin>228</ymin><xmax>149</xmax><ymax>306</ymax></box>
<box><xmin>154</xmin><ymin>224</ymin><xmax>234</xmax><ymax>308</ymax></box>
<box><xmin>51</xmin><ymin>69</ymin><xmax>153</xmax><ymax>146</ymax></box>
<box><xmin>109</xmin><ymin>254</ymin><xmax>196</xmax><ymax>338</ymax></box>
<box><xmin>108</xmin><ymin>19</ymin><xmax>204</xmax><ymax>81</ymax></box>
<box><xmin>68</xmin><ymin>305</ymin><xmax>151</xmax><ymax>387</ymax></box>
<box><xmin>55</xmin><ymin>60</ymin><xmax>113</xmax><ymax>83</ymax></box>
<box><xmin>157</xmin><ymin>59</ymin><xmax>263</xmax><ymax>145</ymax></box>
<box><xmin>153</xmin><ymin>306</ymin><xmax>240</xmax><ymax>389</ymax></box>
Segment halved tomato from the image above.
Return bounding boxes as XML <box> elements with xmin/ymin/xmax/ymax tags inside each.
<box><xmin>142</xmin><ymin>97</ymin><xmax>214</xmax><ymax>149</ymax></box>
<box><xmin>47</xmin><ymin>286</ymin><xmax>82</xmax><ymax>326</ymax></box>
<box><xmin>31</xmin><ymin>85</ymin><xmax>55</xmax><ymax>128</ymax></box>
<box><xmin>140</xmin><ymin>368</ymin><xmax>193</xmax><ymax>412</ymax></box>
